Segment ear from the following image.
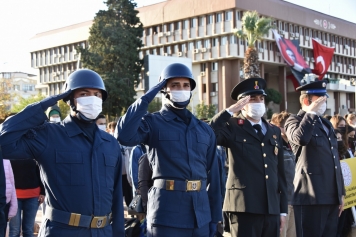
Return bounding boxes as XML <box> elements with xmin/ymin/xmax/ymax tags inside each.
<box><xmin>302</xmin><ymin>97</ymin><xmax>309</xmax><ymax>106</ymax></box>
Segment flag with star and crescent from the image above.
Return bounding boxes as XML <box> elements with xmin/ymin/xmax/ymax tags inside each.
<box><xmin>311</xmin><ymin>39</ymin><xmax>335</xmax><ymax>80</ymax></box>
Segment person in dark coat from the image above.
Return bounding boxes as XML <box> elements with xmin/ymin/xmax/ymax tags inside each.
<box><xmin>0</xmin><ymin>69</ymin><xmax>124</xmax><ymax>237</ymax></box>
<box><xmin>270</xmin><ymin>111</ymin><xmax>296</xmax><ymax>237</ymax></box>
<box><xmin>284</xmin><ymin>79</ymin><xmax>345</xmax><ymax>237</ymax></box>
<box><xmin>137</xmin><ymin>153</ymin><xmax>152</xmax><ymax>213</ymax></box>
<box><xmin>210</xmin><ymin>77</ymin><xmax>288</xmax><ymax>237</ymax></box>
<box><xmin>117</xmin><ymin>63</ymin><xmax>222</xmax><ymax>237</ymax></box>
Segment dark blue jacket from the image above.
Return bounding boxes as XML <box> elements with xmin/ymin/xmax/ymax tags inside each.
<box><xmin>117</xmin><ymin>99</ymin><xmax>222</xmax><ymax>228</ymax></box>
<box><xmin>129</xmin><ymin>144</ymin><xmax>145</xmax><ymax>196</ymax></box>
<box><xmin>0</xmin><ymin>102</ymin><xmax>124</xmax><ymax>237</ymax></box>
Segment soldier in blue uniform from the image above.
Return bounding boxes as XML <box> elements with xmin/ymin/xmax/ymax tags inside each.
<box><xmin>117</xmin><ymin>63</ymin><xmax>222</xmax><ymax>237</ymax></box>
<box><xmin>0</xmin><ymin>69</ymin><xmax>124</xmax><ymax>237</ymax></box>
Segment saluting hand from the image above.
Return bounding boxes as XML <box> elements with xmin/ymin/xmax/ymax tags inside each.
<box><xmin>226</xmin><ymin>96</ymin><xmax>250</xmax><ymax>114</ymax></box>
<box><xmin>280</xmin><ymin>215</ymin><xmax>286</xmax><ymax>233</ymax></box>
<box><xmin>40</xmin><ymin>90</ymin><xmax>72</xmax><ymax>111</ymax></box>
<box><xmin>305</xmin><ymin>96</ymin><xmax>327</xmax><ymax>113</ymax></box>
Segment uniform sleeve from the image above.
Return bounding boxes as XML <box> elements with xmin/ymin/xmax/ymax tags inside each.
<box><xmin>206</xmin><ymin>132</ymin><xmax>222</xmax><ymax>223</ymax></box>
<box><xmin>284</xmin><ymin>113</ymin><xmax>319</xmax><ymax>146</ymax></box>
<box><xmin>130</xmin><ymin>146</ymin><xmax>142</xmax><ymax>191</ymax></box>
<box><xmin>7</xmin><ymin>161</ymin><xmax>17</xmax><ymax>219</ymax></box>
<box><xmin>111</xmin><ymin>152</ymin><xmax>125</xmax><ymax>236</ymax></box>
<box><xmin>137</xmin><ymin>154</ymin><xmax>151</xmax><ymax>213</ymax></box>
<box><xmin>0</xmin><ymin>103</ymin><xmax>48</xmax><ymax>160</ymax></box>
<box><xmin>116</xmin><ymin>98</ymin><xmax>150</xmax><ymax>146</ymax></box>
<box><xmin>36</xmin><ymin>163</ymin><xmax>45</xmax><ymax>196</ymax></box>
<box><xmin>209</xmin><ymin>110</ymin><xmax>234</xmax><ymax>147</ymax></box>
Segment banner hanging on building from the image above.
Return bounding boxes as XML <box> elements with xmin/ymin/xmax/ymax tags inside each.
<box><xmin>341</xmin><ymin>158</ymin><xmax>356</xmax><ymax>209</ymax></box>
<box><xmin>311</xmin><ymin>39</ymin><xmax>335</xmax><ymax>80</ymax></box>
<box><xmin>272</xmin><ymin>29</ymin><xmax>311</xmax><ymax>86</ymax></box>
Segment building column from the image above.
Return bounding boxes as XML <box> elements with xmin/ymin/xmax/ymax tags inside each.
<box><xmin>334</xmin><ymin>92</ymin><xmax>340</xmax><ymax>114</ymax></box>
<box><xmin>221</xmin><ymin>60</ymin><xmax>234</xmax><ymax>108</ymax></box>
<box><xmin>278</xmin><ymin>66</ymin><xmax>287</xmax><ymax>111</ymax></box>
<box><xmin>206</xmin><ymin>63</ymin><xmax>211</xmax><ymax>105</ymax></box>
<box><xmin>260</xmin><ymin>63</ymin><xmax>265</xmax><ymax>79</ymax></box>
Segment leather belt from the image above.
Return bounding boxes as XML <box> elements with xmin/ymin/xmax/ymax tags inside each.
<box><xmin>153</xmin><ymin>179</ymin><xmax>206</xmax><ymax>191</ymax></box>
<box><xmin>45</xmin><ymin>207</ymin><xmax>111</xmax><ymax>228</ymax></box>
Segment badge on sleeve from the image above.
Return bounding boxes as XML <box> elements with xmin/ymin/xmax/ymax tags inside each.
<box><xmin>238</xmin><ymin>119</ymin><xmax>244</xmax><ymax>125</ymax></box>
<box><xmin>274</xmin><ymin>146</ymin><xmax>278</xmax><ymax>155</ymax></box>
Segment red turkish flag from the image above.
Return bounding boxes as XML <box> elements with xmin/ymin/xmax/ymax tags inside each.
<box><xmin>311</xmin><ymin>39</ymin><xmax>335</xmax><ymax>80</ymax></box>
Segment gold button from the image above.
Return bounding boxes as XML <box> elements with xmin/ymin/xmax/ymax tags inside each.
<box><xmin>331</xmin><ymin>146</ymin><xmax>333</xmax><ymax>149</ymax></box>
<box><xmin>265</xmin><ymin>164</ymin><xmax>268</xmax><ymax>168</ymax></box>
<box><xmin>261</xmin><ymin>143</ymin><xmax>264</xmax><ymax>146</ymax></box>
<box><xmin>265</xmin><ymin>175</ymin><xmax>268</xmax><ymax>179</ymax></box>
<box><xmin>334</xmin><ymin>156</ymin><xmax>336</xmax><ymax>159</ymax></box>
<box><xmin>335</xmin><ymin>166</ymin><xmax>337</xmax><ymax>169</ymax></box>
<box><xmin>329</xmin><ymin>138</ymin><xmax>331</xmax><ymax>140</ymax></box>
<box><xmin>243</xmin><ymin>139</ymin><xmax>246</xmax><ymax>142</ymax></box>
<box><xmin>263</xmin><ymin>153</ymin><xmax>266</xmax><ymax>157</ymax></box>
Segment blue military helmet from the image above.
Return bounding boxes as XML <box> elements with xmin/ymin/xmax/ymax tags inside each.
<box><xmin>158</xmin><ymin>63</ymin><xmax>196</xmax><ymax>90</ymax></box>
<box><xmin>63</xmin><ymin>69</ymin><xmax>108</xmax><ymax>102</ymax></box>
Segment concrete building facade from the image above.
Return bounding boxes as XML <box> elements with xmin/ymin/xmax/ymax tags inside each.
<box><xmin>29</xmin><ymin>0</ymin><xmax>356</xmax><ymax>115</ymax></box>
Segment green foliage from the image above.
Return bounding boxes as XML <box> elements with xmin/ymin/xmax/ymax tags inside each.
<box><xmin>11</xmin><ymin>94</ymin><xmax>46</xmax><ymax>113</ymax></box>
<box><xmin>265</xmin><ymin>88</ymin><xmax>282</xmax><ymax>105</ymax></box>
<box><xmin>78</xmin><ymin>0</ymin><xmax>143</xmax><ymax>117</ymax></box>
<box><xmin>195</xmin><ymin>102</ymin><xmax>216</xmax><ymax>120</ymax></box>
<box><xmin>234</xmin><ymin>11</ymin><xmax>274</xmax><ymax>48</ymax></box>
<box><xmin>147</xmin><ymin>97</ymin><xmax>162</xmax><ymax>113</ymax></box>
<box><xmin>0</xmin><ymin>78</ymin><xmax>11</xmax><ymax>121</ymax></box>
<box><xmin>267</xmin><ymin>108</ymin><xmax>273</xmax><ymax>119</ymax></box>
<box><xmin>58</xmin><ymin>100</ymin><xmax>70</xmax><ymax>120</ymax></box>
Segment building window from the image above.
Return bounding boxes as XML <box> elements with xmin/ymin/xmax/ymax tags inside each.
<box><xmin>221</xmin><ymin>36</ymin><xmax>227</xmax><ymax>45</ymax></box>
<box><xmin>212</xmin><ymin>62</ymin><xmax>218</xmax><ymax>71</ymax></box>
<box><xmin>188</xmin><ymin>42</ymin><xmax>194</xmax><ymax>50</ymax></box>
<box><xmin>212</xmin><ymin>83</ymin><xmax>218</xmax><ymax>92</ymax></box>
<box><xmin>216</xmin><ymin>13</ymin><xmax>223</xmax><ymax>23</ymax></box>
<box><xmin>191</xmin><ymin>18</ymin><xmax>197</xmax><ymax>28</ymax></box>
<box><xmin>204</xmin><ymin>39</ymin><xmax>210</xmax><ymax>48</ymax></box>
<box><xmin>183</xmin><ymin>20</ymin><xmax>189</xmax><ymax>30</ymax></box>
<box><xmin>225</xmin><ymin>11</ymin><xmax>232</xmax><ymax>21</ymax></box>
<box><xmin>207</xmin><ymin>15</ymin><xmax>213</xmax><ymax>24</ymax></box>
<box><xmin>235</xmin><ymin>10</ymin><xmax>242</xmax><ymax>21</ymax></box>
<box><xmin>201</xmin><ymin>63</ymin><xmax>206</xmax><ymax>72</ymax></box>
<box><xmin>175</xmin><ymin>21</ymin><xmax>181</xmax><ymax>30</ymax></box>
<box><xmin>212</xmin><ymin>38</ymin><xmax>219</xmax><ymax>47</ymax></box>
<box><xmin>198</xmin><ymin>16</ymin><xmax>204</xmax><ymax>26</ymax></box>
<box><xmin>181</xmin><ymin>43</ymin><xmax>186</xmax><ymax>52</ymax></box>
<box><xmin>196</xmin><ymin>40</ymin><xmax>202</xmax><ymax>49</ymax></box>
<box><xmin>23</xmin><ymin>84</ymin><xmax>34</xmax><ymax>92</ymax></box>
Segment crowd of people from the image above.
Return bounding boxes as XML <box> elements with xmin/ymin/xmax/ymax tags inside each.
<box><xmin>0</xmin><ymin>64</ymin><xmax>353</xmax><ymax>237</ymax></box>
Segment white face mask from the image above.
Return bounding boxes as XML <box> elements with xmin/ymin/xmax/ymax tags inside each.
<box><xmin>169</xmin><ymin>91</ymin><xmax>191</xmax><ymax>102</ymax></box>
<box><xmin>50</xmin><ymin>117</ymin><xmax>61</xmax><ymax>123</ymax></box>
<box><xmin>98</xmin><ymin>125</ymin><xmax>106</xmax><ymax>131</ymax></box>
<box><xmin>317</xmin><ymin>102</ymin><xmax>327</xmax><ymax>116</ymax></box>
<box><xmin>243</xmin><ymin>103</ymin><xmax>266</xmax><ymax>120</ymax></box>
<box><xmin>76</xmin><ymin>96</ymin><xmax>102</xmax><ymax>120</ymax></box>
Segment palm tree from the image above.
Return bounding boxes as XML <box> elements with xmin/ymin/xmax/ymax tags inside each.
<box><xmin>234</xmin><ymin>11</ymin><xmax>274</xmax><ymax>79</ymax></box>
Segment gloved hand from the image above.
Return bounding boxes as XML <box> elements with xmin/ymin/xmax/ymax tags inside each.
<box><xmin>141</xmin><ymin>79</ymin><xmax>167</xmax><ymax>104</ymax></box>
<box><xmin>40</xmin><ymin>90</ymin><xmax>72</xmax><ymax>111</ymax></box>
<box><xmin>209</xmin><ymin>222</ymin><xmax>217</xmax><ymax>237</ymax></box>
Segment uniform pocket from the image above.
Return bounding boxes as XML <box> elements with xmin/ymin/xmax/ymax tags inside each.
<box><xmin>104</xmin><ymin>154</ymin><xmax>118</xmax><ymax>188</ymax></box>
<box><xmin>55</xmin><ymin>151</ymin><xmax>84</xmax><ymax>186</ymax></box>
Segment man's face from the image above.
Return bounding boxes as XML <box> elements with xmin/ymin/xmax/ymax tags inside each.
<box><xmin>248</xmin><ymin>94</ymin><xmax>265</xmax><ymax>104</ymax></box>
<box><xmin>96</xmin><ymin>118</ymin><xmax>106</xmax><ymax>126</ymax></box>
<box><xmin>165</xmin><ymin>78</ymin><xmax>191</xmax><ymax>92</ymax></box>
<box><xmin>72</xmin><ymin>88</ymin><xmax>103</xmax><ymax>107</ymax></box>
<box><xmin>286</xmin><ymin>49</ymin><xmax>296</xmax><ymax>63</ymax></box>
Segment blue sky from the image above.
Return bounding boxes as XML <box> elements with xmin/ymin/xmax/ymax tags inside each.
<box><xmin>0</xmin><ymin>0</ymin><xmax>354</xmax><ymax>74</ymax></box>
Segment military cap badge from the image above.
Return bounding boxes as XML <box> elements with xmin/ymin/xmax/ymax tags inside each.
<box><xmin>254</xmin><ymin>81</ymin><xmax>259</xmax><ymax>89</ymax></box>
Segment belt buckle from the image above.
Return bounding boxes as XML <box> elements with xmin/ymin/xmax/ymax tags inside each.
<box><xmin>68</xmin><ymin>213</ymin><xmax>81</xmax><ymax>227</ymax></box>
<box><xmin>186</xmin><ymin>180</ymin><xmax>201</xmax><ymax>191</ymax></box>
<box><xmin>91</xmin><ymin>216</ymin><xmax>107</xmax><ymax>228</ymax></box>
<box><xmin>166</xmin><ymin>180</ymin><xmax>175</xmax><ymax>191</ymax></box>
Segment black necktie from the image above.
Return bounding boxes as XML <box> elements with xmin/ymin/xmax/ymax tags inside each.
<box><xmin>253</xmin><ymin>124</ymin><xmax>264</xmax><ymax>140</ymax></box>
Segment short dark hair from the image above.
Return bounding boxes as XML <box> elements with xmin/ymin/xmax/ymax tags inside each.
<box><xmin>96</xmin><ymin>114</ymin><xmax>106</xmax><ymax>120</ymax></box>
<box><xmin>270</xmin><ymin>111</ymin><xmax>291</xmax><ymax>127</ymax></box>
